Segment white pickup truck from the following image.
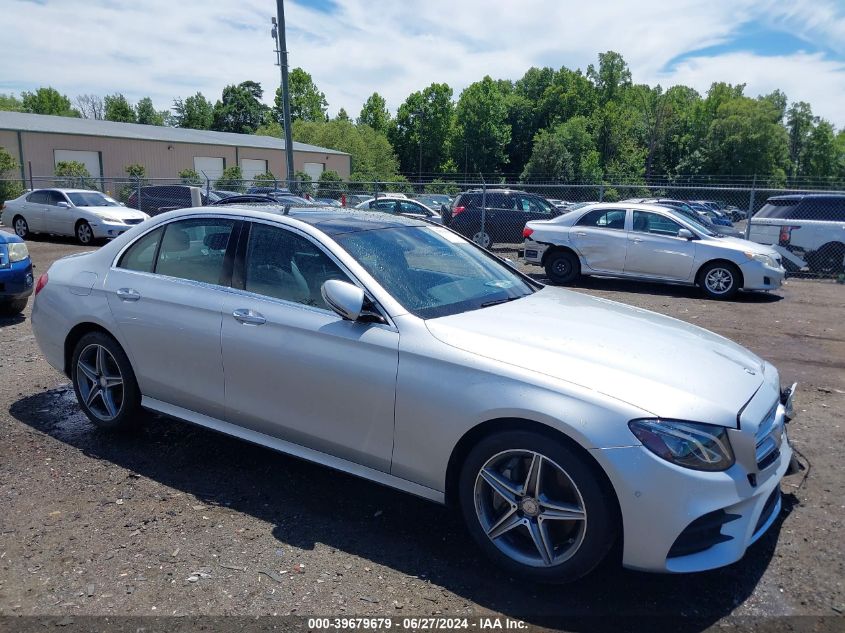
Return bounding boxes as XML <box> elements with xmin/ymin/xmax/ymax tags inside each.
<box><xmin>747</xmin><ymin>194</ymin><xmax>845</xmax><ymax>275</ymax></box>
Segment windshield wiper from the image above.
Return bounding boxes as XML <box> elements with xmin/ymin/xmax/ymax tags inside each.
<box><xmin>480</xmin><ymin>296</ymin><xmax>523</xmax><ymax>308</ymax></box>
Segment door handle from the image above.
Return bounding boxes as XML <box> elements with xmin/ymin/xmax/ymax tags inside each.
<box><xmin>232</xmin><ymin>308</ymin><xmax>266</xmax><ymax>325</ymax></box>
<box><xmin>632</xmin><ymin>238</ymin><xmax>643</xmax><ymax>243</ymax></box>
<box><xmin>116</xmin><ymin>287</ymin><xmax>141</xmax><ymax>301</ymax></box>
<box><xmin>574</xmin><ymin>231</ymin><xmax>587</xmax><ymax>237</ymax></box>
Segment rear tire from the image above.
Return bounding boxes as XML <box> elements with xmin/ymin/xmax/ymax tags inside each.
<box><xmin>0</xmin><ymin>297</ymin><xmax>28</xmax><ymax>316</ymax></box>
<box><xmin>458</xmin><ymin>429</ymin><xmax>617</xmax><ymax>583</ymax></box>
<box><xmin>807</xmin><ymin>242</ymin><xmax>845</xmax><ymax>276</ymax></box>
<box><xmin>699</xmin><ymin>261</ymin><xmax>740</xmax><ymax>299</ymax></box>
<box><xmin>13</xmin><ymin>215</ymin><xmax>29</xmax><ymax>239</ymax></box>
<box><xmin>71</xmin><ymin>332</ymin><xmax>141</xmax><ymax>431</ymax></box>
<box><xmin>544</xmin><ymin>250</ymin><xmax>580</xmax><ymax>285</ymax></box>
<box><xmin>472</xmin><ymin>231</ymin><xmax>493</xmax><ymax>249</ymax></box>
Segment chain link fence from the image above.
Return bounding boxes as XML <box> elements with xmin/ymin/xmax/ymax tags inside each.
<box><xmin>1</xmin><ymin>175</ymin><xmax>843</xmax><ymax>278</ymax></box>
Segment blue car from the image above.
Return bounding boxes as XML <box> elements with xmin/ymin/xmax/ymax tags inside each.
<box><xmin>0</xmin><ymin>232</ymin><xmax>34</xmax><ymax>315</ymax></box>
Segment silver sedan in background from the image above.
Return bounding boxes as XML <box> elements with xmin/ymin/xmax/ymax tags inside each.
<box><xmin>32</xmin><ymin>205</ymin><xmax>795</xmax><ymax>582</ymax></box>
<box><xmin>523</xmin><ymin>202</ymin><xmax>785</xmax><ymax>298</ymax></box>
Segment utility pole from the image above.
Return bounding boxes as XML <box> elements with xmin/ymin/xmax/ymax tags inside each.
<box><xmin>272</xmin><ymin>3</ymin><xmax>295</xmax><ymax>189</ymax></box>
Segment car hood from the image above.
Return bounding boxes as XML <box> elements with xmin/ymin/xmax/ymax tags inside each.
<box><xmin>705</xmin><ymin>235</ymin><xmax>777</xmax><ymax>256</ymax></box>
<box><xmin>426</xmin><ymin>287</ymin><xmax>765</xmax><ymax>426</ymax></box>
<box><xmin>77</xmin><ymin>206</ymin><xmax>148</xmax><ymax>220</ymax></box>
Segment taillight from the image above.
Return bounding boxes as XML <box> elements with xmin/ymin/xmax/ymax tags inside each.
<box><xmin>35</xmin><ymin>273</ymin><xmax>48</xmax><ymax>296</ymax></box>
<box><xmin>523</xmin><ymin>227</ymin><xmax>534</xmax><ymax>239</ymax></box>
<box><xmin>779</xmin><ymin>225</ymin><xmax>799</xmax><ymax>245</ymax></box>
<box><xmin>452</xmin><ymin>205</ymin><xmax>466</xmax><ymax>217</ymax></box>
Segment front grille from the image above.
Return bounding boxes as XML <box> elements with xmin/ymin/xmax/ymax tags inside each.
<box><xmin>667</xmin><ymin>509</ymin><xmax>741</xmax><ymax>558</ymax></box>
<box><xmin>754</xmin><ymin>488</ymin><xmax>780</xmax><ymax>534</ymax></box>
<box><xmin>755</xmin><ymin>402</ymin><xmax>782</xmax><ymax>470</ymax></box>
<box><xmin>123</xmin><ymin>218</ymin><xmax>144</xmax><ymax>225</ymax></box>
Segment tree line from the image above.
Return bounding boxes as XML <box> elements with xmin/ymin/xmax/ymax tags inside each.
<box><xmin>2</xmin><ymin>51</ymin><xmax>844</xmax><ymax>186</ymax></box>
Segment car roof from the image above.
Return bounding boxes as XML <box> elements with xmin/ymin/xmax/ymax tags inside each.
<box><xmin>164</xmin><ymin>205</ymin><xmax>428</xmax><ymax>236</ymax></box>
<box><xmin>577</xmin><ymin>201</ymin><xmax>689</xmax><ymax>214</ymax></box>
<box><xmin>767</xmin><ymin>194</ymin><xmax>845</xmax><ymax>201</ymax></box>
<box><xmin>29</xmin><ymin>188</ymin><xmax>101</xmax><ymax>194</ymax></box>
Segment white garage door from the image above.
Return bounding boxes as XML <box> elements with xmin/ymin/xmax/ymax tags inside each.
<box><xmin>193</xmin><ymin>156</ymin><xmax>225</xmax><ymax>180</ymax></box>
<box><xmin>240</xmin><ymin>158</ymin><xmax>268</xmax><ymax>182</ymax></box>
<box><xmin>303</xmin><ymin>162</ymin><xmax>324</xmax><ymax>182</ymax></box>
<box><xmin>54</xmin><ymin>150</ymin><xmax>101</xmax><ymax>178</ymax></box>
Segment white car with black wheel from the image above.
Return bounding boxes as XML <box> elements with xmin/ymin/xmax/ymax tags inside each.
<box><xmin>523</xmin><ymin>202</ymin><xmax>785</xmax><ymax>299</ymax></box>
<box><xmin>1</xmin><ymin>188</ymin><xmax>149</xmax><ymax>245</ymax></box>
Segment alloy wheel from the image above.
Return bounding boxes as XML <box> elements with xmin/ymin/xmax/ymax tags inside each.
<box><xmin>76</xmin><ymin>344</ymin><xmax>124</xmax><ymax>421</ymax></box>
<box><xmin>77</xmin><ymin>223</ymin><xmax>93</xmax><ymax>244</ymax></box>
<box><xmin>474</xmin><ymin>449</ymin><xmax>587</xmax><ymax>567</ymax></box>
<box><xmin>14</xmin><ymin>218</ymin><xmax>28</xmax><ymax>238</ymax></box>
<box><xmin>472</xmin><ymin>232</ymin><xmax>492</xmax><ymax>249</ymax></box>
<box><xmin>704</xmin><ymin>267</ymin><xmax>734</xmax><ymax>294</ymax></box>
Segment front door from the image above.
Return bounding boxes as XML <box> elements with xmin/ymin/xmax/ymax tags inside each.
<box><xmin>45</xmin><ymin>190</ymin><xmax>74</xmax><ymax>235</ymax></box>
<box><xmin>624</xmin><ymin>211</ymin><xmax>697</xmax><ymax>280</ymax></box>
<box><xmin>104</xmin><ymin>217</ymin><xmax>239</xmax><ymax>419</ymax></box>
<box><xmin>569</xmin><ymin>208</ymin><xmax>629</xmax><ymax>273</ymax></box>
<box><xmin>221</xmin><ymin>221</ymin><xmax>399</xmax><ymax>472</ymax></box>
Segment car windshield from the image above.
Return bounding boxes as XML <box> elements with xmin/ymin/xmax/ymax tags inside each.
<box><xmin>334</xmin><ymin>225</ymin><xmax>535</xmax><ymax>319</ymax></box>
<box><xmin>663</xmin><ymin>208</ymin><xmax>716</xmax><ymax>236</ymax></box>
<box><xmin>67</xmin><ymin>192</ymin><xmax>120</xmax><ymax>207</ymax></box>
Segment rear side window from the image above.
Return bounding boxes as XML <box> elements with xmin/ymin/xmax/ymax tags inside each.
<box><xmin>119</xmin><ymin>227</ymin><xmax>164</xmax><ymax>273</ymax></box>
<box><xmin>577</xmin><ymin>209</ymin><xmax>626</xmax><ymax>230</ymax></box>
<box><xmin>27</xmin><ymin>191</ymin><xmax>47</xmax><ymax>204</ymax></box>
<box><xmin>155</xmin><ymin>218</ymin><xmax>236</xmax><ymax>285</ymax></box>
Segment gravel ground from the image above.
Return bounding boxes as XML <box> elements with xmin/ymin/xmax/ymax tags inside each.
<box><xmin>0</xmin><ymin>231</ymin><xmax>843</xmax><ymax>630</ymax></box>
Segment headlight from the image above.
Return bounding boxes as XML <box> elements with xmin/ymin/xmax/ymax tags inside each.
<box><xmin>628</xmin><ymin>419</ymin><xmax>735</xmax><ymax>472</ymax></box>
<box><xmin>99</xmin><ymin>216</ymin><xmax>125</xmax><ymax>224</ymax></box>
<box><xmin>745</xmin><ymin>252</ymin><xmax>776</xmax><ymax>267</ymax></box>
<box><xmin>7</xmin><ymin>242</ymin><xmax>29</xmax><ymax>263</ymax></box>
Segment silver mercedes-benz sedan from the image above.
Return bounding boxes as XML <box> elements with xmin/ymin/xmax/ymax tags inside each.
<box><xmin>523</xmin><ymin>202</ymin><xmax>785</xmax><ymax>298</ymax></box>
<box><xmin>31</xmin><ymin>205</ymin><xmax>797</xmax><ymax>582</ymax></box>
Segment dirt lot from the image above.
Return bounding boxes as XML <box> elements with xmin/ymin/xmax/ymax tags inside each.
<box><xmin>0</xmin><ymin>232</ymin><xmax>843</xmax><ymax>630</ymax></box>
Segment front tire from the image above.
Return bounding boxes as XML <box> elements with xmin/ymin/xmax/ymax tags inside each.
<box><xmin>544</xmin><ymin>250</ymin><xmax>580</xmax><ymax>285</ymax></box>
<box><xmin>699</xmin><ymin>261</ymin><xmax>740</xmax><ymax>299</ymax></box>
<box><xmin>13</xmin><ymin>215</ymin><xmax>29</xmax><ymax>239</ymax></box>
<box><xmin>458</xmin><ymin>430</ymin><xmax>617</xmax><ymax>583</ymax></box>
<box><xmin>76</xmin><ymin>220</ymin><xmax>94</xmax><ymax>245</ymax></box>
<box><xmin>71</xmin><ymin>332</ymin><xmax>141</xmax><ymax>430</ymax></box>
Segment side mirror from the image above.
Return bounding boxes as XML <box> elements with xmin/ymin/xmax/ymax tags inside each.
<box><xmin>321</xmin><ymin>279</ymin><xmax>386</xmax><ymax>324</ymax></box>
<box><xmin>57</xmin><ymin>201</ymin><xmax>71</xmax><ymax>208</ymax></box>
<box><xmin>678</xmin><ymin>229</ymin><xmax>694</xmax><ymax>240</ymax></box>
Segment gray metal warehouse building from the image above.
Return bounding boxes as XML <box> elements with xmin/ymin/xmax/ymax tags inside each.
<box><xmin>0</xmin><ymin>111</ymin><xmax>350</xmax><ymax>185</ymax></box>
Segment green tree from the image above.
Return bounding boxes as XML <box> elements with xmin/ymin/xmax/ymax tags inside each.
<box><xmin>521</xmin><ymin>128</ymin><xmax>573</xmax><ymax>182</ymax></box>
<box><xmin>119</xmin><ymin>163</ymin><xmax>147</xmax><ymax>202</ymax></box>
<box><xmin>54</xmin><ymin>160</ymin><xmax>96</xmax><ymax>189</ymax></box>
<box><xmin>452</xmin><ymin>76</ymin><xmax>510</xmax><ymax>174</ymax></box>
<box><xmin>178</xmin><ymin>168</ymin><xmax>202</xmax><ymax>185</ymax></box>
<box><xmin>802</xmin><ymin>120</ymin><xmax>839</xmax><ymax>179</ymax></box>
<box><xmin>424</xmin><ymin>178</ymin><xmax>460</xmax><ymax>195</ymax></box>
<box><xmin>212</xmin><ymin>82</ymin><xmax>268</xmax><ymax>134</ymax></box>
<box><xmin>21</xmin><ymin>87</ymin><xmax>79</xmax><ymax>116</ymax></box>
<box><xmin>135</xmin><ymin>97</ymin><xmax>165</xmax><ymax>125</ymax></box>
<box><xmin>317</xmin><ymin>170</ymin><xmax>345</xmax><ymax>199</ymax></box>
<box><xmin>104</xmin><ymin>94</ymin><xmax>136</xmax><ymax>123</ymax></box>
<box><xmin>587</xmin><ymin>51</ymin><xmax>632</xmax><ymax>104</ymax></box>
<box><xmin>357</xmin><ymin>92</ymin><xmax>391</xmax><ymax>135</ymax></box>
<box><xmin>0</xmin><ymin>147</ymin><xmax>24</xmax><ymax>204</ymax></box>
<box><xmin>293</xmin><ymin>118</ymin><xmax>400</xmax><ymax>180</ymax></box>
<box><xmin>389</xmin><ymin>83</ymin><xmax>454</xmax><ymax>176</ymax></box>
<box><xmin>173</xmin><ymin>92</ymin><xmax>214</xmax><ymax>129</ymax></box>
<box><xmin>275</xmin><ymin>68</ymin><xmax>327</xmax><ymax>123</ymax></box>
<box><xmin>335</xmin><ymin>108</ymin><xmax>350</xmax><ymax>121</ymax></box>
<box><xmin>786</xmin><ymin>102</ymin><xmax>814</xmax><ymax>177</ymax></box>
<box><xmin>0</xmin><ymin>94</ymin><xmax>24</xmax><ymax>112</ymax></box>
<box><xmin>215</xmin><ymin>165</ymin><xmax>245</xmax><ymax>191</ymax></box>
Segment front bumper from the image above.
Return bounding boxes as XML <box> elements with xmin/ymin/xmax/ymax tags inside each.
<box><xmin>739</xmin><ymin>259</ymin><xmax>786</xmax><ymax>290</ymax></box>
<box><xmin>90</xmin><ymin>220</ymin><xmax>133</xmax><ymax>239</ymax></box>
<box><xmin>0</xmin><ymin>261</ymin><xmax>34</xmax><ymax>300</ymax></box>
<box><xmin>592</xmin><ymin>380</ymin><xmax>795</xmax><ymax>573</ymax></box>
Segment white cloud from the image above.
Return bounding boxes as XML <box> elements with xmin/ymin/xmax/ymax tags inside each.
<box><xmin>1</xmin><ymin>0</ymin><xmax>844</xmax><ymax>127</ymax></box>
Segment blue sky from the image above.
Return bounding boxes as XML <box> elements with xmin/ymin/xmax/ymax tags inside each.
<box><xmin>3</xmin><ymin>0</ymin><xmax>845</xmax><ymax>127</ymax></box>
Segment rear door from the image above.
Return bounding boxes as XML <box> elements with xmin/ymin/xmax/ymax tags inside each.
<box><xmin>22</xmin><ymin>191</ymin><xmax>48</xmax><ymax>231</ymax></box>
<box><xmin>569</xmin><ymin>208</ymin><xmax>629</xmax><ymax>272</ymax></box>
<box><xmin>624</xmin><ymin>211</ymin><xmax>697</xmax><ymax>280</ymax></box>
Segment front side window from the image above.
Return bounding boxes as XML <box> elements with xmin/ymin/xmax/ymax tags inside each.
<box><xmin>373</xmin><ymin>200</ymin><xmax>398</xmax><ymax>212</ymax></box>
<box><xmin>400</xmin><ymin>201</ymin><xmax>428</xmax><ymax>215</ymax></box>
<box><xmin>118</xmin><ymin>227</ymin><xmax>164</xmax><ymax>273</ymax></box>
<box><xmin>632</xmin><ymin>211</ymin><xmax>684</xmax><ymax>237</ymax></box>
<box><xmin>576</xmin><ymin>209</ymin><xmax>626</xmax><ymax>230</ymax></box>
<box><xmin>244</xmin><ymin>223</ymin><xmax>348</xmax><ymax>310</ymax></box>
<box><xmin>46</xmin><ymin>191</ymin><xmax>67</xmax><ymax>206</ymax></box>
<box><xmin>335</xmin><ymin>225</ymin><xmax>535</xmax><ymax>319</ymax></box>
<box><xmin>517</xmin><ymin>195</ymin><xmax>553</xmax><ymax>214</ymax></box>
<box><xmin>155</xmin><ymin>218</ymin><xmax>235</xmax><ymax>284</ymax></box>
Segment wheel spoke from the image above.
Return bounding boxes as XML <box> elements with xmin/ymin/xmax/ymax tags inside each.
<box><xmin>523</xmin><ymin>452</ymin><xmax>542</xmax><ymax>497</ymax></box>
<box><xmin>84</xmin><ymin>384</ymin><xmax>101</xmax><ymax>408</ymax></box>
<box><xmin>539</xmin><ymin>500</ymin><xmax>586</xmax><ymax>521</ymax></box>
<box><xmin>528</xmin><ymin>519</ymin><xmax>554</xmax><ymax>565</ymax></box>
<box><xmin>77</xmin><ymin>360</ymin><xmax>98</xmax><ymax>383</ymax></box>
<box><xmin>103</xmin><ymin>376</ymin><xmax>123</xmax><ymax>388</ymax></box>
<box><xmin>101</xmin><ymin>387</ymin><xmax>119</xmax><ymax>418</ymax></box>
<box><xmin>486</xmin><ymin>508</ymin><xmax>522</xmax><ymax>540</ymax></box>
<box><xmin>96</xmin><ymin>345</ymin><xmax>107</xmax><ymax>375</ymax></box>
<box><xmin>479</xmin><ymin>467</ymin><xmax>521</xmax><ymax>504</ymax></box>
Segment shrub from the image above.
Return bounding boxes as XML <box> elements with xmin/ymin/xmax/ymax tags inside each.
<box><xmin>179</xmin><ymin>168</ymin><xmax>203</xmax><ymax>186</ymax></box>
<box><xmin>54</xmin><ymin>161</ymin><xmax>98</xmax><ymax>189</ymax></box>
<box><xmin>215</xmin><ymin>165</ymin><xmax>245</xmax><ymax>192</ymax></box>
<box><xmin>317</xmin><ymin>170</ymin><xmax>346</xmax><ymax>199</ymax></box>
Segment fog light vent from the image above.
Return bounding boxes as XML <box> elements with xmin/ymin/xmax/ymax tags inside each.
<box><xmin>667</xmin><ymin>509</ymin><xmax>740</xmax><ymax>558</ymax></box>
